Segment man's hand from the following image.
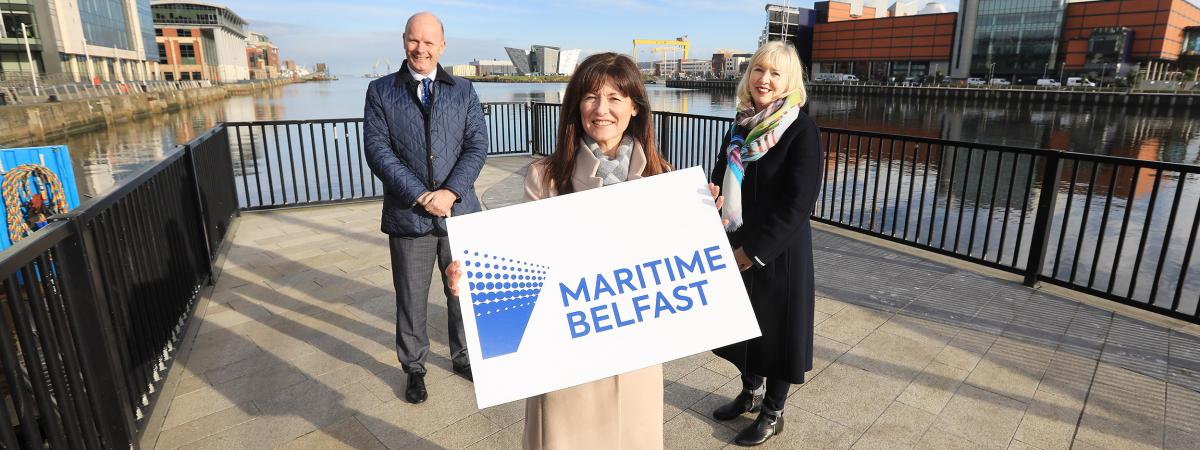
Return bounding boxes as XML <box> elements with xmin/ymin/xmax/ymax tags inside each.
<box><xmin>422</xmin><ymin>189</ymin><xmax>457</xmax><ymax>217</ymax></box>
<box><xmin>446</xmin><ymin>261</ymin><xmax>463</xmax><ymax>296</ymax></box>
<box><xmin>733</xmin><ymin>247</ymin><xmax>752</xmax><ymax>272</ymax></box>
<box><xmin>416</xmin><ymin>191</ymin><xmax>434</xmax><ymax>207</ymax></box>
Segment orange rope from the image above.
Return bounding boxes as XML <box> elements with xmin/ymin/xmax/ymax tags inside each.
<box><xmin>3</xmin><ymin>164</ymin><xmax>69</xmax><ymax>243</ymax></box>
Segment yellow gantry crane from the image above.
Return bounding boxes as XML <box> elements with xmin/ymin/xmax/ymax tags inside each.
<box><xmin>632</xmin><ymin>37</ymin><xmax>690</xmax><ymax>63</ymax></box>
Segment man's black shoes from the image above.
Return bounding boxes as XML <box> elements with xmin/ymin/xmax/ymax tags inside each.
<box><xmin>405</xmin><ymin>372</ymin><xmax>427</xmax><ymax>404</ymax></box>
<box><xmin>712</xmin><ymin>390</ymin><xmax>764</xmax><ymax>421</ymax></box>
<box><xmin>734</xmin><ymin>410</ymin><xmax>784</xmax><ymax>446</ymax></box>
<box><xmin>454</xmin><ymin>364</ymin><xmax>473</xmax><ymax>382</ymax></box>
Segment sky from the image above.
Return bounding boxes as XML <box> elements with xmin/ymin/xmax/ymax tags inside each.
<box><xmin>231</xmin><ymin>0</ymin><xmax>950</xmax><ymax>75</ymax></box>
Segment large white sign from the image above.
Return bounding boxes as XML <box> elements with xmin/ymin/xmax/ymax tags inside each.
<box><xmin>446</xmin><ymin>167</ymin><xmax>760</xmax><ymax>408</ymax></box>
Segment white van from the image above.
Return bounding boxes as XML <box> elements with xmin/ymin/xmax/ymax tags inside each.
<box><xmin>989</xmin><ymin>78</ymin><xmax>1011</xmax><ymax>86</ymax></box>
<box><xmin>841</xmin><ymin>74</ymin><xmax>860</xmax><ymax>82</ymax></box>
<box><xmin>1066</xmin><ymin>77</ymin><xmax>1096</xmax><ymax>87</ymax></box>
<box><xmin>1037</xmin><ymin>78</ymin><xmax>1061</xmax><ymax>87</ymax></box>
<box><xmin>966</xmin><ymin>77</ymin><xmax>986</xmax><ymax>86</ymax></box>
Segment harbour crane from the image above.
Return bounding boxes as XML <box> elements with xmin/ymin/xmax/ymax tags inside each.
<box><xmin>632</xmin><ymin>36</ymin><xmax>689</xmax><ymax>64</ymax></box>
<box><xmin>373</xmin><ymin>57</ymin><xmax>392</xmax><ymax>76</ymax></box>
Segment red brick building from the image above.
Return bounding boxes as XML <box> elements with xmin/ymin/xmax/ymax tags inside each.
<box><xmin>811</xmin><ymin>12</ymin><xmax>957</xmax><ymax>81</ymax></box>
<box><xmin>156</xmin><ymin>27</ymin><xmax>210</xmax><ymax>81</ymax></box>
<box><xmin>815</xmin><ymin>0</ymin><xmax>879</xmax><ymax>22</ymax></box>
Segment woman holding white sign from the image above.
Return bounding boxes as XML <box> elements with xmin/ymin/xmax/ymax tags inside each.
<box><xmin>709</xmin><ymin>41</ymin><xmax>822</xmax><ymax>446</ymax></box>
<box><xmin>448</xmin><ymin>52</ymin><xmax>724</xmax><ymax>449</ymax></box>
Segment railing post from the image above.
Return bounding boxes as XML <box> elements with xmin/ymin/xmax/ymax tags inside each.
<box><xmin>55</xmin><ymin>219</ymin><xmax>138</xmax><ymax>448</ymax></box>
<box><xmin>524</xmin><ymin>102</ymin><xmax>533</xmax><ymax>156</ymax></box>
<box><xmin>1023</xmin><ymin>151</ymin><xmax>1064</xmax><ymax>286</ymax></box>
<box><xmin>530</xmin><ymin>103</ymin><xmax>542</xmax><ymax>155</ymax></box>
<box><xmin>183</xmin><ymin>141</ymin><xmax>216</xmax><ymax>283</ymax></box>
<box><xmin>657</xmin><ymin>113</ymin><xmax>671</xmax><ymax>161</ymax></box>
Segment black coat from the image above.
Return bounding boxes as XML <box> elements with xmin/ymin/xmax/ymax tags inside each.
<box><xmin>711</xmin><ymin>111</ymin><xmax>822</xmax><ymax>384</ymax></box>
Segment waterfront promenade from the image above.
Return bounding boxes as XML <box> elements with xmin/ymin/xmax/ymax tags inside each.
<box><xmin>141</xmin><ymin>156</ymin><xmax>1200</xmax><ymax>449</ymax></box>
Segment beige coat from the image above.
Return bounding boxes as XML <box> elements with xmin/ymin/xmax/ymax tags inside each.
<box><xmin>521</xmin><ymin>143</ymin><xmax>665</xmax><ymax>450</ymax></box>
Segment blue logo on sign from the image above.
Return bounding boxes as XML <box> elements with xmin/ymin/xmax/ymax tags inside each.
<box><xmin>462</xmin><ymin>250</ymin><xmax>549</xmax><ymax>359</ymax></box>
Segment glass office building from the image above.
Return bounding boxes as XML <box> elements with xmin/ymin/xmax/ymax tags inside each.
<box><xmin>136</xmin><ymin>0</ymin><xmax>156</xmax><ymax>60</ymax></box>
<box><xmin>969</xmin><ymin>0</ymin><xmax>1068</xmax><ymax>78</ymax></box>
<box><xmin>79</xmin><ymin>0</ymin><xmax>134</xmax><ymax>50</ymax></box>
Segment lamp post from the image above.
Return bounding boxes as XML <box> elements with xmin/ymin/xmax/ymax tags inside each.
<box><xmin>21</xmin><ymin>23</ymin><xmax>38</xmax><ymax>96</ymax></box>
<box><xmin>82</xmin><ymin>37</ymin><xmax>95</xmax><ymax>85</ymax></box>
<box><xmin>987</xmin><ymin>62</ymin><xmax>995</xmax><ymax>87</ymax></box>
<box><xmin>1042</xmin><ymin>62</ymin><xmax>1049</xmax><ymax>80</ymax></box>
<box><xmin>1100</xmin><ymin>62</ymin><xmax>1108</xmax><ymax>89</ymax></box>
<box><xmin>0</xmin><ymin>5</ymin><xmax>8</xmax><ymax>39</ymax></box>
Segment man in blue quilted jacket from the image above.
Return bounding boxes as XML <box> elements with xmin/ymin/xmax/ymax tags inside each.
<box><xmin>363</xmin><ymin>11</ymin><xmax>487</xmax><ymax>404</ymax></box>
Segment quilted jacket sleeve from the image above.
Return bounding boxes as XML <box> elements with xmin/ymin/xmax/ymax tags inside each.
<box><xmin>440</xmin><ymin>87</ymin><xmax>488</xmax><ymax>201</ymax></box>
<box><xmin>363</xmin><ymin>82</ymin><xmax>427</xmax><ymax>206</ymax></box>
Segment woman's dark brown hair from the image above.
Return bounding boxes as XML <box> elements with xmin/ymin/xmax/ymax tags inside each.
<box><xmin>542</xmin><ymin>52</ymin><xmax>670</xmax><ymax>194</ymax></box>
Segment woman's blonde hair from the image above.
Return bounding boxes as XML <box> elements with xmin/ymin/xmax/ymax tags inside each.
<box><xmin>736</xmin><ymin>41</ymin><xmax>808</xmax><ymax>111</ymax></box>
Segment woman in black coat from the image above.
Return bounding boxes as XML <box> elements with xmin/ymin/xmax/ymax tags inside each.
<box><xmin>709</xmin><ymin>41</ymin><xmax>822</xmax><ymax>447</ymax></box>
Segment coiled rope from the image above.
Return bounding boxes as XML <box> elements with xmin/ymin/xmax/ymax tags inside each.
<box><xmin>3</xmin><ymin>164</ymin><xmax>69</xmax><ymax>243</ymax></box>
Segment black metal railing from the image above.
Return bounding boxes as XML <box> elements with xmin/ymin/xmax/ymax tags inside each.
<box><xmin>0</xmin><ymin>127</ymin><xmax>238</xmax><ymax>447</ymax></box>
<box><xmin>483</xmin><ymin>102</ymin><xmax>533</xmax><ymax>155</ymax></box>
<box><xmin>813</xmin><ymin>130</ymin><xmax>1200</xmax><ymax>321</ymax></box>
<box><xmin>227</xmin><ymin>105</ymin><xmax>532</xmax><ymax>210</ymax></box>
<box><xmin>226</xmin><ymin>120</ymin><xmax>380</xmax><ymax>210</ymax></box>
<box><xmin>227</xmin><ymin>104</ymin><xmax>1200</xmax><ymax>319</ymax></box>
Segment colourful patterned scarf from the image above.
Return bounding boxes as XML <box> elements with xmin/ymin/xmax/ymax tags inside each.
<box><xmin>721</xmin><ymin>91</ymin><xmax>804</xmax><ymax>231</ymax></box>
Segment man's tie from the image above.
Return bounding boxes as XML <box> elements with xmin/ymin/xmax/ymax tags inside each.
<box><xmin>421</xmin><ymin>78</ymin><xmax>433</xmax><ymax>110</ymax></box>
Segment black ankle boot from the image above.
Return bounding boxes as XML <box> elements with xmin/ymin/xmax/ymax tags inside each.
<box><xmin>734</xmin><ymin>410</ymin><xmax>784</xmax><ymax>446</ymax></box>
<box><xmin>712</xmin><ymin>389</ymin><xmax>763</xmax><ymax>421</ymax></box>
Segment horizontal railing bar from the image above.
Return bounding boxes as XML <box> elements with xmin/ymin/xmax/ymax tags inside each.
<box><xmin>239</xmin><ymin>196</ymin><xmax>385</xmax><ymax>212</ymax></box>
<box><xmin>225</xmin><ymin>118</ymin><xmax>365</xmax><ymax>126</ymax></box>
<box><xmin>62</xmin><ymin>146</ymin><xmax>189</xmax><ymax>222</ymax></box>
<box><xmin>1037</xmin><ymin>275</ymin><xmax>1200</xmax><ymax>321</ymax></box>
<box><xmin>814</xmin><ymin>217</ymin><xmax>1027</xmax><ymax>275</ymax></box>
<box><xmin>0</xmin><ymin>222</ymin><xmax>73</xmax><ymax>276</ymax></box>
<box><xmin>653</xmin><ymin>110</ymin><xmax>736</xmax><ymax>122</ymax></box>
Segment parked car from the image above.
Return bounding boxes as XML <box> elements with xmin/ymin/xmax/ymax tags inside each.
<box><xmin>814</xmin><ymin>73</ymin><xmax>842</xmax><ymax>82</ymax></box>
<box><xmin>989</xmin><ymin>78</ymin><xmax>1011</xmax><ymax>86</ymax></box>
<box><xmin>1066</xmin><ymin>77</ymin><xmax>1096</xmax><ymax>87</ymax></box>
<box><xmin>1037</xmin><ymin>78</ymin><xmax>1061</xmax><ymax>87</ymax></box>
<box><xmin>966</xmin><ymin>77</ymin><xmax>986</xmax><ymax>86</ymax></box>
<box><xmin>900</xmin><ymin>76</ymin><xmax>920</xmax><ymax>86</ymax></box>
<box><xmin>841</xmin><ymin>74</ymin><xmax>860</xmax><ymax>82</ymax></box>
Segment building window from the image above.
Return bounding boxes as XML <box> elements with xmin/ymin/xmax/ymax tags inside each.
<box><xmin>180</xmin><ymin>71</ymin><xmax>191</xmax><ymax>80</ymax></box>
<box><xmin>157</xmin><ymin>43</ymin><xmax>167</xmax><ymax>63</ymax></box>
<box><xmin>164</xmin><ymin>72</ymin><xmax>174</xmax><ymax>81</ymax></box>
<box><xmin>1185</xmin><ymin>28</ymin><xmax>1200</xmax><ymax>57</ymax></box>
<box><xmin>155</xmin><ymin>28</ymin><xmax>163</xmax><ymax>36</ymax></box>
<box><xmin>192</xmin><ymin>71</ymin><xmax>201</xmax><ymax>80</ymax></box>
<box><xmin>79</xmin><ymin>0</ymin><xmax>133</xmax><ymax>50</ymax></box>
<box><xmin>179</xmin><ymin>43</ymin><xmax>196</xmax><ymax>64</ymax></box>
<box><xmin>177</xmin><ymin>29</ymin><xmax>192</xmax><ymax>37</ymax></box>
<box><xmin>2</xmin><ymin>10</ymin><xmax>37</xmax><ymax>39</ymax></box>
